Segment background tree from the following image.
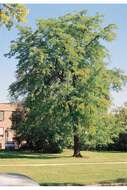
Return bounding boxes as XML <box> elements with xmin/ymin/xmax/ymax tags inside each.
<box><xmin>7</xmin><ymin>11</ymin><xmax>127</xmax><ymax>156</ymax></box>
<box><xmin>82</xmin><ymin>112</ymin><xmax>120</xmax><ymax>150</ymax></box>
<box><xmin>107</xmin><ymin>103</ymin><xmax>127</xmax><ymax>151</ymax></box>
<box><xmin>0</xmin><ymin>4</ymin><xmax>28</xmax><ymax>29</ymax></box>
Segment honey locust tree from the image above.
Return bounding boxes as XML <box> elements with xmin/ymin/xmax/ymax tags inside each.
<box><xmin>0</xmin><ymin>4</ymin><xmax>28</xmax><ymax>29</ymax></box>
<box><xmin>7</xmin><ymin>11</ymin><xmax>127</xmax><ymax>156</ymax></box>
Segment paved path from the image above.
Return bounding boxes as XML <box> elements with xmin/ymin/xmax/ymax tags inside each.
<box><xmin>0</xmin><ymin>162</ymin><xmax>127</xmax><ymax>166</ymax></box>
<box><xmin>0</xmin><ymin>173</ymin><xmax>39</xmax><ymax>186</ymax></box>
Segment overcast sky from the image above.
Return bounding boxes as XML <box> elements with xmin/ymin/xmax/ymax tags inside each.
<box><xmin>0</xmin><ymin>4</ymin><xmax>127</xmax><ymax>107</ymax></box>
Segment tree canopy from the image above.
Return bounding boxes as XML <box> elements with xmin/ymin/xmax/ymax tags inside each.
<box><xmin>0</xmin><ymin>4</ymin><xmax>28</xmax><ymax>29</ymax></box>
<box><xmin>7</xmin><ymin>11</ymin><xmax>127</xmax><ymax>156</ymax></box>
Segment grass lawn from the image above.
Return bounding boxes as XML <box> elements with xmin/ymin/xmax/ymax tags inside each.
<box><xmin>0</xmin><ymin>149</ymin><xmax>127</xmax><ymax>185</ymax></box>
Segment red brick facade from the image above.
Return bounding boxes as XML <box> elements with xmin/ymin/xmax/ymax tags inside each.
<box><xmin>0</xmin><ymin>103</ymin><xmax>17</xmax><ymax>149</ymax></box>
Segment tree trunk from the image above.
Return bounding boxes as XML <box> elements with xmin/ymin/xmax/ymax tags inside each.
<box><xmin>67</xmin><ymin>102</ymin><xmax>82</xmax><ymax>158</ymax></box>
<box><xmin>73</xmin><ymin>135</ymin><xmax>82</xmax><ymax>157</ymax></box>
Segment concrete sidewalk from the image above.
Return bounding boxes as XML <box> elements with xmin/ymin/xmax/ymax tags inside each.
<box><xmin>0</xmin><ymin>173</ymin><xmax>39</xmax><ymax>186</ymax></box>
<box><xmin>0</xmin><ymin>161</ymin><xmax>127</xmax><ymax>167</ymax></box>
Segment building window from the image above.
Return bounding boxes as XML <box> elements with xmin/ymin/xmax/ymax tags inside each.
<box><xmin>0</xmin><ymin>111</ymin><xmax>4</xmax><ymax>121</ymax></box>
<box><xmin>0</xmin><ymin>128</ymin><xmax>4</xmax><ymax>136</ymax></box>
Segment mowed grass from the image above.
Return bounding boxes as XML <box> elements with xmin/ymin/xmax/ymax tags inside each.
<box><xmin>0</xmin><ymin>149</ymin><xmax>127</xmax><ymax>185</ymax></box>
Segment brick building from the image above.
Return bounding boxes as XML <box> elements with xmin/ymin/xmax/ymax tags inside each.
<box><xmin>0</xmin><ymin>103</ymin><xmax>17</xmax><ymax>149</ymax></box>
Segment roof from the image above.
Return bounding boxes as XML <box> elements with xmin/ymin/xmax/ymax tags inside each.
<box><xmin>0</xmin><ymin>103</ymin><xmax>17</xmax><ymax>112</ymax></box>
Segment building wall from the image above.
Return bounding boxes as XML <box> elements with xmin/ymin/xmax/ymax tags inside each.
<box><xmin>0</xmin><ymin>103</ymin><xmax>17</xmax><ymax>149</ymax></box>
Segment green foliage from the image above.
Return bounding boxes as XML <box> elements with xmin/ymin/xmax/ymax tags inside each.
<box><xmin>114</xmin><ymin>103</ymin><xmax>127</xmax><ymax>131</ymax></box>
<box><xmin>7</xmin><ymin>11</ymin><xmax>127</xmax><ymax>153</ymax></box>
<box><xmin>107</xmin><ymin>103</ymin><xmax>127</xmax><ymax>151</ymax></box>
<box><xmin>0</xmin><ymin>4</ymin><xmax>28</xmax><ymax>29</ymax></box>
<box><xmin>81</xmin><ymin>113</ymin><xmax>119</xmax><ymax>150</ymax></box>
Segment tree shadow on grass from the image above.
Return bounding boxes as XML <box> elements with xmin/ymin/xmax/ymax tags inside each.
<box><xmin>0</xmin><ymin>151</ymin><xmax>71</xmax><ymax>159</ymax></box>
<box><xmin>99</xmin><ymin>178</ymin><xmax>127</xmax><ymax>186</ymax></box>
<box><xmin>39</xmin><ymin>178</ymin><xmax>127</xmax><ymax>186</ymax></box>
<box><xmin>39</xmin><ymin>182</ymin><xmax>86</xmax><ymax>186</ymax></box>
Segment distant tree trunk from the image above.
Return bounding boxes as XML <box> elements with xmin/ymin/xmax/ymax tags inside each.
<box><xmin>73</xmin><ymin>135</ymin><xmax>82</xmax><ymax>157</ymax></box>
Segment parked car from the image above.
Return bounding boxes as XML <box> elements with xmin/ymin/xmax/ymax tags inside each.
<box><xmin>5</xmin><ymin>141</ymin><xmax>18</xmax><ymax>150</ymax></box>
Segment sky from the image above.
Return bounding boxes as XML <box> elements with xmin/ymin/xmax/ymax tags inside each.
<box><xmin>0</xmin><ymin>4</ymin><xmax>127</xmax><ymax>107</ymax></box>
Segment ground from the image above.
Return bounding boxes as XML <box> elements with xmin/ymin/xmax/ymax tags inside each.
<box><xmin>0</xmin><ymin>149</ymin><xmax>127</xmax><ymax>185</ymax></box>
